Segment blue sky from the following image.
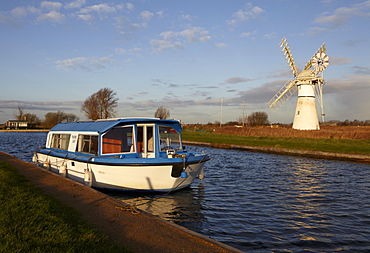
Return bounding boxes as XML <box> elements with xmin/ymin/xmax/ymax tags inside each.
<box><xmin>1</xmin><ymin>0</ymin><xmax>369</xmax><ymax>124</ymax></box>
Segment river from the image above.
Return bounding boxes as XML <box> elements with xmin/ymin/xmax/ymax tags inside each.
<box><xmin>1</xmin><ymin>131</ymin><xmax>370</xmax><ymax>252</ymax></box>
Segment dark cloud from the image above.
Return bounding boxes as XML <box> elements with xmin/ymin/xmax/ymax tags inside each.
<box><xmin>221</xmin><ymin>77</ymin><xmax>253</xmax><ymax>85</ymax></box>
<box><xmin>0</xmin><ymin>100</ymin><xmax>82</xmax><ymax>111</ymax></box>
<box><xmin>351</xmin><ymin>66</ymin><xmax>370</xmax><ymax>75</ymax></box>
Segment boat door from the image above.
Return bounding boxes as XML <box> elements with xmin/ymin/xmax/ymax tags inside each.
<box><xmin>137</xmin><ymin>124</ymin><xmax>155</xmax><ymax>158</ymax></box>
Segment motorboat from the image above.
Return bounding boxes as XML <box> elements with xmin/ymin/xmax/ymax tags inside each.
<box><xmin>33</xmin><ymin>118</ymin><xmax>209</xmax><ymax>192</ymax></box>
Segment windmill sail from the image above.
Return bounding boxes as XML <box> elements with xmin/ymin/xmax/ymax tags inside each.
<box><xmin>280</xmin><ymin>38</ymin><xmax>299</xmax><ymax>77</ymax></box>
<box><xmin>268</xmin><ymin>80</ymin><xmax>297</xmax><ymax>111</ymax></box>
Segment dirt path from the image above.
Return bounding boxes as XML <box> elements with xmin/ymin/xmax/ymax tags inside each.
<box><xmin>0</xmin><ymin>152</ymin><xmax>242</xmax><ymax>253</ymax></box>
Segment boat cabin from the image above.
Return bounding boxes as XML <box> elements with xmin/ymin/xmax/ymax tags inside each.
<box><xmin>46</xmin><ymin>118</ymin><xmax>183</xmax><ymax>159</ymax></box>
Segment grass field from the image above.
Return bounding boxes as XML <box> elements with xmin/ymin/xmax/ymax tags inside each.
<box><xmin>0</xmin><ymin>161</ymin><xmax>129</xmax><ymax>253</ymax></box>
<box><xmin>182</xmin><ymin>125</ymin><xmax>370</xmax><ymax>155</ymax></box>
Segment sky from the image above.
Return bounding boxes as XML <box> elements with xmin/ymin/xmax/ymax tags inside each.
<box><xmin>1</xmin><ymin>0</ymin><xmax>370</xmax><ymax>125</ymax></box>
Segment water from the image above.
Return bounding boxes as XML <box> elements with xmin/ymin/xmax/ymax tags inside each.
<box><xmin>1</xmin><ymin>131</ymin><xmax>370</xmax><ymax>252</ymax></box>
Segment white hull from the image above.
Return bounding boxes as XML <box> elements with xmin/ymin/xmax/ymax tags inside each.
<box><xmin>35</xmin><ymin>153</ymin><xmax>206</xmax><ymax>192</ymax></box>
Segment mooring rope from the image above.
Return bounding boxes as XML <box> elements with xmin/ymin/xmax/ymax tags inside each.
<box><xmin>115</xmin><ymin>205</ymin><xmax>140</xmax><ymax>214</ymax></box>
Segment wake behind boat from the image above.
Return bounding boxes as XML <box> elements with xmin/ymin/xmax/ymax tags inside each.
<box><xmin>33</xmin><ymin>118</ymin><xmax>210</xmax><ymax>192</ymax></box>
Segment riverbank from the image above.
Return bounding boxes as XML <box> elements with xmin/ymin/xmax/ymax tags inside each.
<box><xmin>183</xmin><ymin>140</ymin><xmax>370</xmax><ymax>163</ymax></box>
<box><xmin>0</xmin><ymin>152</ymin><xmax>241</xmax><ymax>253</ymax></box>
<box><xmin>0</xmin><ymin>129</ymin><xmax>48</xmax><ymax>132</ymax></box>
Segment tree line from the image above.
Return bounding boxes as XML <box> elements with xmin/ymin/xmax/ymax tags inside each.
<box><xmin>11</xmin><ymin>87</ymin><xmax>369</xmax><ymax>129</ymax></box>
<box><xmin>12</xmin><ymin>88</ymin><xmax>171</xmax><ymax>129</ymax></box>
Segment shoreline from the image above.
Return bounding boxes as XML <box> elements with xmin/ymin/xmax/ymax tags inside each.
<box><xmin>183</xmin><ymin>140</ymin><xmax>370</xmax><ymax>163</ymax></box>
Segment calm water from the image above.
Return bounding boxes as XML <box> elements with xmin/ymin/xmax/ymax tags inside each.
<box><xmin>1</xmin><ymin>132</ymin><xmax>370</xmax><ymax>252</ymax></box>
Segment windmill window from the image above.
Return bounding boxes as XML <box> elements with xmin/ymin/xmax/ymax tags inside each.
<box><xmin>297</xmin><ymin>111</ymin><xmax>300</xmax><ymax>115</ymax></box>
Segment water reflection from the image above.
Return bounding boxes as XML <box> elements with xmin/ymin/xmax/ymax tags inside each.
<box><xmin>109</xmin><ymin>183</ymin><xmax>206</xmax><ymax>231</ymax></box>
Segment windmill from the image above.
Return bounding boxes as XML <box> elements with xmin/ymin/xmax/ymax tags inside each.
<box><xmin>268</xmin><ymin>37</ymin><xmax>329</xmax><ymax>130</ymax></box>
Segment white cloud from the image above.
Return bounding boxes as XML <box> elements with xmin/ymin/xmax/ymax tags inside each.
<box><xmin>179</xmin><ymin>27</ymin><xmax>211</xmax><ymax>42</ymax></box>
<box><xmin>156</xmin><ymin>10</ymin><xmax>164</xmax><ymax>18</ymax></box>
<box><xmin>56</xmin><ymin>57</ymin><xmax>87</xmax><ymax>71</ymax></box>
<box><xmin>125</xmin><ymin>3</ymin><xmax>134</xmax><ymax>11</ymax></box>
<box><xmin>77</xmin><ymin>14</ymin><xmax>93</xmax><ymax>22</ymax></box>
<box><xmin>150</xmin><ymin>27</ymin><xmax>210</xmax><ymax>53</ymax></box>
<box><xmin>114</xmin><ymin>15</ymin><xmax>147</xmax><ymax>37</ymax></box>
<box><xmin>179</xmin><ymin>14</ymin><xmax>193</xmax><ymax>21</ymax></box>
<box><xmin>305</xmin><ymin>26</ymin><xmax>331</xmax><ymax>36</ymax></box>
<box><xmin>37</xmin><ymin>10</ymin><xmax>66</xmax><ymax>23</ymax></box>
<box><xmin>228</xmin><ymin>3</ymin><xmax>265</xmax><ymax>25</ymax></box>
<box><xmin>139</xmin><ymin>10</ymin><xmax>154</xmax><ymax>22</ymax></box>
<box><xmin>56</xmin><ymin>56</ymin><xmax>113</xmax><ymax>71</ymax></box>
<box><xmin>115</xmin><ymin>48</ymin><xmax>127</xmax><ymax>54</ymax></box>
<box><xmin>0</xmin><ymin>6</ymin><xmax>41</xmax><ymax>25</ymax></box>
<box><xmin>215</xmin><ymin>43</ymin><xmax>227</xmax><ymax>48</ymax></box>
<box><xmin>40</xmin><ymin>1</ymin><xmax>63</xmax><ymax>11</ymax></box>
<box><xmin>65</xmin><ymin>0</ymin><xmax>86</xmax><ymax>9</ymax></box>
<box><xmin>263</xmin><ymin>32</ymin><xmax>277</xmax><ymax>39</ymax></box>
<box><xmin>150</xmin><ymin>39</ymin><xmax>185</xmax><ymax>53</ymax></box>
<box><xmin>78</xmin><ymin>3</ymin><xmax>129</xmax><ymax>20</ymax></box>
<box><xmin>10</xmin><ymin>7</ymin><xmax>28</xmax><ymax>18</ymax></box>
<box><xmin>79</xmin><ymin>4</ymin><xmax>118</xmax><ymax>14</ymax></box>
<box><xmin>240</xmin><ymin>31</ymin><xmax>256</xmax><ymax>37</ymax></box>
<box><xmin>311</xmin><ymin>0</ymin><xmax>370</xmax><ymax>33</ymax></box>
<box><xmin>115</xmin><ymin>47</ymin><xmax>141</xmax><ymax>55</ymax></box>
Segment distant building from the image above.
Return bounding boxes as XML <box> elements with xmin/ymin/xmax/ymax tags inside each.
<box><xmin>5</xmin><ymin>120</ymin><xmax>28</xmax><ymax>129</ymax></box>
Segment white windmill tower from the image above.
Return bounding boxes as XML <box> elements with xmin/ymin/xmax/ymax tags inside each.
<box><xmin>268</xmin><ymin>37</ymin><xmax>329</xmax><ymax>130</ymax></box>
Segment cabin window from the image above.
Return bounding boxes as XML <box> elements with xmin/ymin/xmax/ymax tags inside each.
<box><xmin>159</xmin><ymin>125</ymin><xmax>182</xmax><ymax>151</ymax></box>
<box><xmin>102</xmin><ymin>126</ymin><xmax>134</xmax><ymax>154</ymax></box>
<box><xmin>77</xmin><ymin>135</ymin><xmax>98</xmax><ymax>155</ymax></box>
<box><xmin>50</xmin><ymin>134</ymin><xmax>70</xmax><ymax>151</ymax></box>
<box><xmin>137</xmin><ymin>125</ymin><xmax>154</xmax><ymax>154</ymax></box>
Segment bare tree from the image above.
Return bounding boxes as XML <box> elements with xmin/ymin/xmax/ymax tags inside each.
<box><xmin>247</xmin><ymin>111</ymin><xmax>270</xmax><ymax>126</ymax></box>
<box><xmin>81</xmin><ymin>88</ymin><xmax>118</xmax><ymax>120</ymax></box>
<box><xmin>14</xmin><ymin>106</ymin><xmax>25</xmax><ymax>120</ymax></box>
<box><xmin>155</xmin><ymin>106</ymin><xmax>170</xmax><ymax>119</ymax></box>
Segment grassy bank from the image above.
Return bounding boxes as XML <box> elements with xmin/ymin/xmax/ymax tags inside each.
<box><xmin>0</xmin><ymin>161</ymin><xmax>128</xmax><ymax>253</ymax></box>
<box><xmin>182</xmin><ymin>130</ymin><xmax>370</xmax><ymax>155</ymax></box>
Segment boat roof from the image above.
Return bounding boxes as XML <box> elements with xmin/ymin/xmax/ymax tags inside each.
<box><xmin>50</xmin><ymin>118</ymin><xmax>182</xmax><ymax>133</ymax></box>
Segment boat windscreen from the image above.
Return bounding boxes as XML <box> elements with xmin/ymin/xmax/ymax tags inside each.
<box><xmin>159</xmin><ymin>125</ymin><xmax>182</xmax><ymax>151</ymax></box>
